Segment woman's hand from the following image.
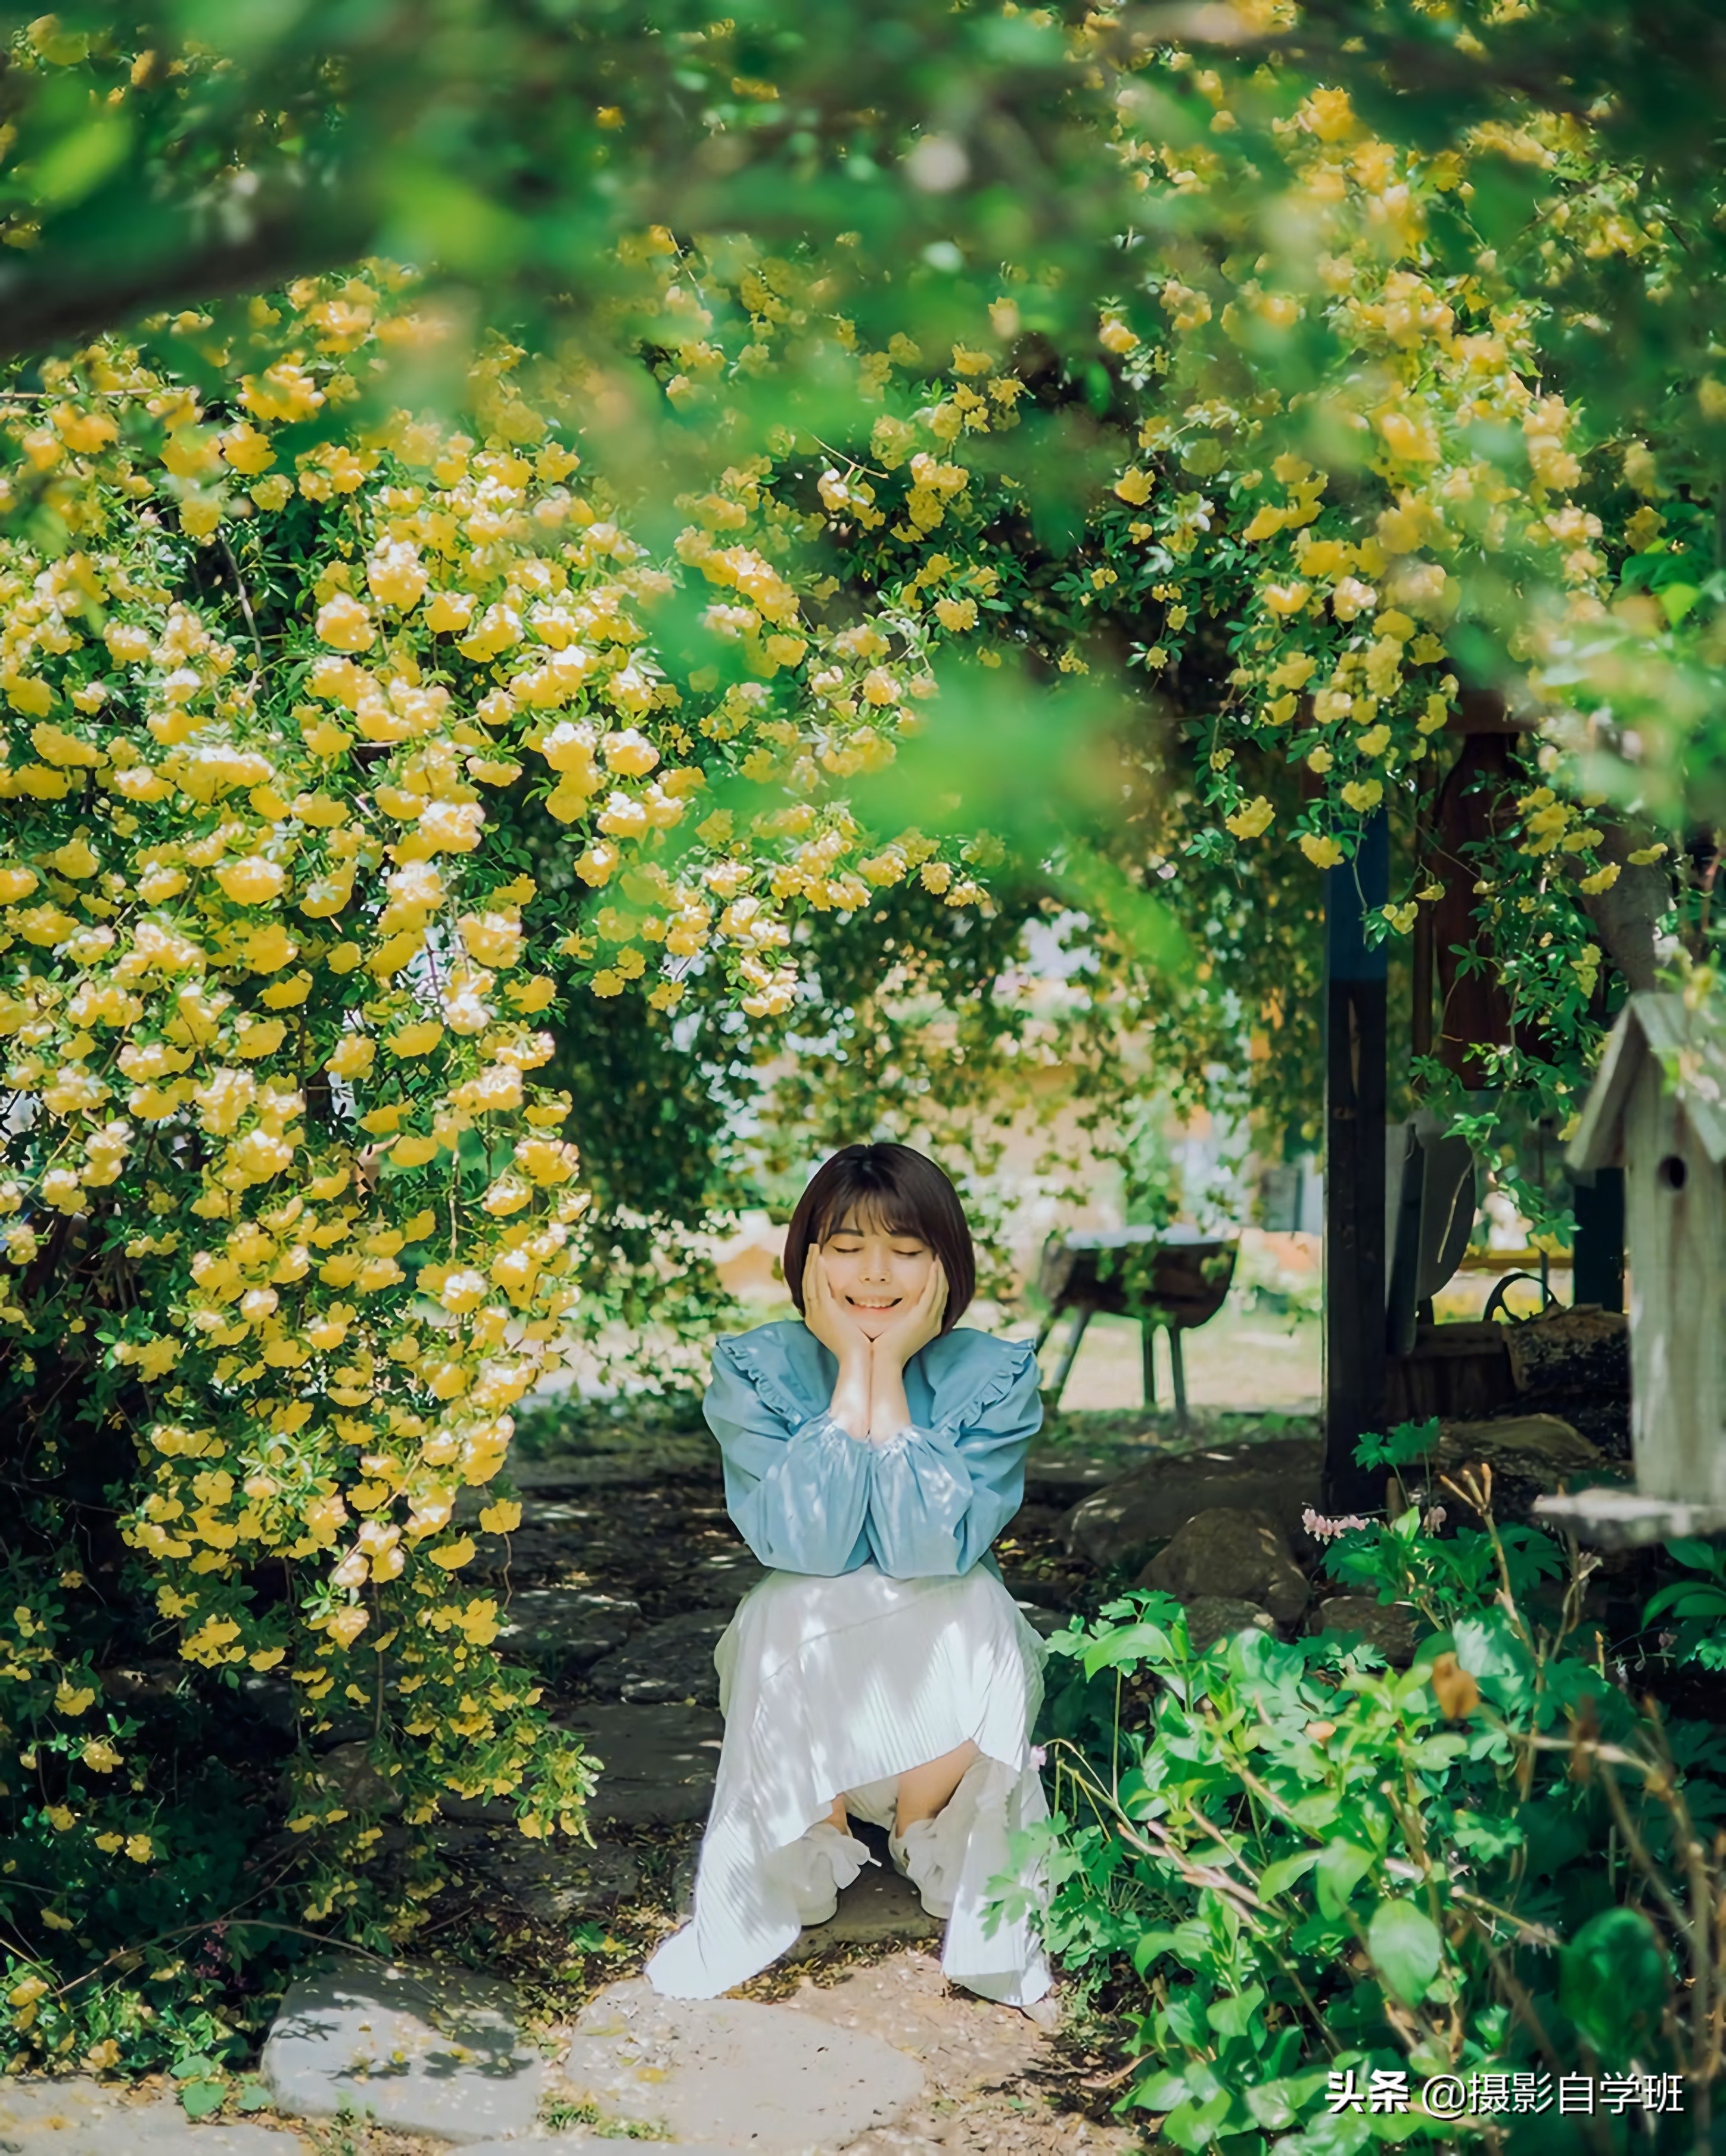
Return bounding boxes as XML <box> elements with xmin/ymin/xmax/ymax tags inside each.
<box><xmin>869</xmin><ymin>1258</ymin><xmax>947</xmax><ymax>1372</ymax></box>
<box><xmin>803</xmin><ymin>1247</ymin><xmax>870</xmax><ymax>1363</ymax></box>
<box><xmin>804</xmin><ymin>1247</ymin><xmax>873</xmax><ymax>1439</ymax></box>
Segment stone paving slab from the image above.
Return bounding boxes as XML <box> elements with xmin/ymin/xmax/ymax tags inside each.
<box><xmin>557</xmin><ymin>1701</ymin><xmax>723</xmax><ymax>1825</ymax></box>
<box><xmin>495</xmin><ymin>1585</ymin><xmax>642</xmax><ymax>1678</ymax></box>
<box><xmin>787</xmin><ymin>1849</ymin><xmax>940</xmax><ymax>1957</ymax></box>
<box><xmin>586</xmin><ymin>1608</ymin><xmax>734</xmax><ymax>1706</ymax></box>
<box><xmin>260</xmin><ymin>1961</ymin><xmax>543</xmax><ymax>2145</ymax></box>
<box><xmin>465</xmin><ymin>2141</ymin><xmax>738</xmax><ymax>2154</ymax></box>
<box><xmin>552</xmin><ymin>1976</ymin><xmax>924</xmax><ymax>2152</ymax></box>
<box><xmin>0</xmin><ymin>2079</ymin><xmax>310</xmax><ymax>2152</ymax></box>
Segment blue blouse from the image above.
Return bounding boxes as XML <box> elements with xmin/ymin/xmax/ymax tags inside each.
<box><xmin>704</xmin><ymin>1320</ymin><xmax>1043</xmax><ymax>1579</ymax></box>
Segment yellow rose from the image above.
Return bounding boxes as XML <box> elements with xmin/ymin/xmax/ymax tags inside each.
<box><xmin>216</xmin><ymin>856</ymin><xmax>287</xmax><ymax>905</ymax></box>
<box><xmin>1224</xmin><ymin>796</ymin><xmax>1275</xmax><ymax>841</ymax></box>
<box><xmin>315</xmin><ymin>592</ymin><xmax>376</xmax><ymax>653</ymax></box>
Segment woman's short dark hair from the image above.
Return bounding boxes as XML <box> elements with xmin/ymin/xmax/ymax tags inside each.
<box><xmin>784</xmin><ymin>1143</ymin><xmax>974</xmax><ymax>1332</ymax></box>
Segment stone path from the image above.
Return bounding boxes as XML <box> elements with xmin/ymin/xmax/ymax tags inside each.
<box><xmin>4</xmin><ymin>1431</ymin><xmax>1167</xmax><ymax>2154</ymax></box>
<box><xmin>261</xmin><ymin>1963</ymin><xmax>545</xmax><ymax>2143</ymax></box>
<box><xmin>0</xmin><ymin>2078</ymin><xmax>312</xmax><ymax>2151</ymax></box>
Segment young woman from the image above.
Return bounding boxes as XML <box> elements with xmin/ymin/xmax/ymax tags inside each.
<box><xmin>646</xmin><ymin>1142</ymin><xmax>1053</xmax><ymax>2011</ymax></box>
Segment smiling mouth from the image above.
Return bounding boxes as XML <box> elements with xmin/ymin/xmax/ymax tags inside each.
<box><xmin>847</xmin><ymin>1297</ymin><xmax>901</xmax><ymax>1310</ymax></box>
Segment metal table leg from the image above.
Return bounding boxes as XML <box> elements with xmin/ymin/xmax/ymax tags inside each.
<box><xmin>1047</xmin><ymin>1303</ymin><xmax>1093</xmax><ymax>1408</ymax></box>
<box><xmin>1168</xmin><ymin>1325</ymin><xmax>1189</xmax><ymax>1427</ymax></box>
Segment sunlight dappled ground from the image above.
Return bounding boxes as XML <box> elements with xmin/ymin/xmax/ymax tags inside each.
<box><xmin>1018</xmin><ymin>1300</ymin><xmax>1321</xmax><ymax>1415</ymax></box>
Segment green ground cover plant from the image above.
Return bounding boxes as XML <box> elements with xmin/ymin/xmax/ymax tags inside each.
<box><xmin>1028</xmin><ymin>1425</ymin><xmax>1726</xmax><ymax>2154</ymax></box>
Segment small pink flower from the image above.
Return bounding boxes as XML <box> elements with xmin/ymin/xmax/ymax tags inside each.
<box><xmin>1302</xmin><ymin>1506</ymin><xmax>1370</xmax><ymax>1544</ymax></box>
<box><xmin>1030</xmin><ymin>1745</ymin><xmax>1047</xmax><ymax>1769</ymax></box>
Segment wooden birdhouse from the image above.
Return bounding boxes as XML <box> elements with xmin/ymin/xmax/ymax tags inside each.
<box><xmin>1544</xmin><ymin>993</ymin><xmax>1726</xmax><ymax>1543</ymax></box>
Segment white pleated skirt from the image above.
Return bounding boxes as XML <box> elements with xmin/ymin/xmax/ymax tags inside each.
<box><xmin>645</xmin><ymin>1561</ymin><xmax>1052</xmax><ymax>2007</ymax></box>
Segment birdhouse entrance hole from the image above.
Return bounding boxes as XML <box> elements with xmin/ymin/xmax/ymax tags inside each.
<box><xmin>1657</xmin><ymin>1154</ymin><xmax>1688</xmax><ymax>1192</ymax></box>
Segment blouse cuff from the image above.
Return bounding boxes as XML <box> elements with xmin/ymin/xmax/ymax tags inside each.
<box><xmin>800</xmin><ymin>1409</ymin><xmax>875</xmax><ymax>1450</ymax></box>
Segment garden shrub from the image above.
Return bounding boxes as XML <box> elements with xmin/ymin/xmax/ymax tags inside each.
<box><xmin>1031</xmin><ymin>1427</ymin><xmax>1726</xmax><ymax>2152</ymax></box>
<box><xmin>0</xmin><ymin>269</ymin><xmax>1004</xmax><ymax>2071</ymax></box>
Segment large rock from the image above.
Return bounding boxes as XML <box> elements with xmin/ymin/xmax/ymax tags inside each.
<box><xmin>1064</xmin><ymin>1437</ymin><xmax>1321</xmax><ymax>1568</ymax></box>
<box><xmin>496</xmin><ymin>1586</ymin><xmax>642</xmax><ymax>1679</ymax></box>
<box><xmin>1181</xmin><ymin>1595</ymin><xmax>1277</xmax><ymax>1652</ymax></box>
<box><xmin>0</xmin><ymin>2079</ymin><xmax>309</xmax><ymax>2152</ymax></box>
<box><xmin>561</xmin><ymin>1701</ymin><xmax>724</xmax><ymax>1826</ymax></box>
<box><xmin>1138</xmin><ymin>1506</ymin><xmax>1310</xmax><ymax>1625</ymax></box>
<box><xmin>552</xmin><ymin>1977</ymin><xmax>923</xmax><ymax>2150</ymax></box>
<box><xmin>261</xmin><ymin>1962</ymin><xmax>543</xmax><ymax>2143</ymax></box>
<box><xmin>1437</xmin><ymin>1413</ymin><xmax>1613</xmax><ymax>1501</ymax></box>
<box><xmin>586</xmin><ymin>1609</ymin><xmax>735</xmax><ymax>1706</ymax></box>
<box><xmin>1312</xmin><ymin>1596</ymin><xmax>1423</xmax><ymax>1669</ymax></box>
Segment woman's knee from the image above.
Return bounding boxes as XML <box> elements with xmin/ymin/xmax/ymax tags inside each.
<box><xmin>895</xmin><ymin>1739</ymin><xmax>980</xmax><ymax>1827</ymax></box>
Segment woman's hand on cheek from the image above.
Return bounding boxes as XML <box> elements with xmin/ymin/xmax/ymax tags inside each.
<box><xmin>802</xmin><ymin>1247</ymin><xmax>870</xmax><ymax>1365</ymax></box>
<box><xmin>872</xmin><ymin>1259</ymin><xmax>947</xmax><ymax>1368</ymax></box>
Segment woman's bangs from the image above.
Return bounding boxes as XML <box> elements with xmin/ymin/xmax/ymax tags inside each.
<box><xmin>817</xmin><ymin>1183</ymin><xmax>925</xmax><ymax>1244</ymax></box>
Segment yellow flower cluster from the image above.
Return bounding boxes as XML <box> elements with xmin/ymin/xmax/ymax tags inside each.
<box><xmin>1078</xmin><ymin>71</ymin><xmax>1637</xmax><ymax>936</ymax></box>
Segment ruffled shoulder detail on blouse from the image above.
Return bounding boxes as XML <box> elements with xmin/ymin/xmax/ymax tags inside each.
<box><xmin>714</xmin><ymin>1321</ymin><xmax>833</xmax><ymax>1429</ymax></box>
<box><xmin>716</xmin><ymin>1321</ymin><xmax>1038</xmax><ymax>1437</ymax></box>
<box><xmin>919</xmin><ymin>1329</ymin><xmax>1040</xmax><ymax>1434</ymax></box>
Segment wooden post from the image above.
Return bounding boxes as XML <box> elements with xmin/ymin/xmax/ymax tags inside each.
<box><xmin>1572</xmin><ymin>1168</ymin><xmax>1625</xmax><ymax>1313</ymax></box>
<box><xmin>1324</xmin><ymin>815</ymin><xmax>1389</xmax><ymax>1513</ymax></box>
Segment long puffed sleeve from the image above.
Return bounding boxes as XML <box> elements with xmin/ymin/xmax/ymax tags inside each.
<box><xmin>705</xmin><ymin>1337</ymin><xmax>872</xmax><ymax>1575</ymax></box>
<box><xmin>864</xmin><ymin>1339</ymin><xmax>1042</xmax><ymax>1579</ymax></box>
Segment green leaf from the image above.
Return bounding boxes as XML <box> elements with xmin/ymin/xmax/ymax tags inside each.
<box><xmin>32</xmin><ymin>113</ymin><xmax>133</xmax><ymax>206</ymax></box>
<box><xmin>1259</xmin><ymin>1849</ymin><xmax>1320</xmax><ymax>1900</ymax></box>
<box><xmin>1206</xmin><ymin>1983</ymin><xmax>1265</xmax><ymax>2039</ymax></box>
<box><xmin>1367</xmin><ymin>1899</ymin><xmax>1442</xmax><ymax>2005</ymax></box>
<box><xmin>1246</xmin><ymin>2065</ymin><xmax>1335</xmax><ymax>2131</ymax></box>
<box><xmin>1134</xmin><ymin>2068</ymin><xmax>1189</xmax><ymax>2111</ymax></box>
<box><xmin>1659</xmin><ymin>582</ymin><xmax>1700</xmax><ymax>625</ymax></box>
<box><xmin>1663</xmin><ymin>1536</ymin><xmax>1723</xmax><ymax>1572</ymax></box>
<box><xmin>1644</xmin><ymin>1582</ymin><xmax>1726</xmax><ymax>1622</ymax></box>
<box><xmin>1315</xmin><ymin>1838</ymin><xmax>1376</xmax><ymax>1918</ymax></box>
<box><xmin>179</xmin><ymin>2079</ymin><xmax>226</xmax><ymax>2120</ymax></box>
<box><xmin>1083</xmin><ymin>1617</ymin><xmax>1177</xmax><ymax>1677</ymax></box>
<box><xmin>1130</xmin><ymin>1927</ymin><xmax>1184</xmax><ymax>1975</ymax></box>
<box><xmin>1559</xmin><ymin>1907</ymin><xmax>1671</xmax><ymax>2052</ymax></box>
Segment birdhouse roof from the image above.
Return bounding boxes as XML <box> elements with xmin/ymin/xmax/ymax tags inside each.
<box><xmin>1569</xmin><ymin>992</ymin><xmax>1726</xmax><ymax>1172</ymax></box>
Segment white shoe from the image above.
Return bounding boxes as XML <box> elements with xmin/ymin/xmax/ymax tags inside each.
<box><xmin>887</xmin><ymin>1816</ymin><xmax>956</xmax><ymax>1920</ymax></box>
<box><xmin>786</xmin><ymin>1821</ymin><xmax>875</xmax><ymax>1925</ymax></box>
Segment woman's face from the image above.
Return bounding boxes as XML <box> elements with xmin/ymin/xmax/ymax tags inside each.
<box><xmin>816</xmin><ymin>1210</ymin><xmax>936</xmax><ymax>1341</ymax></box>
